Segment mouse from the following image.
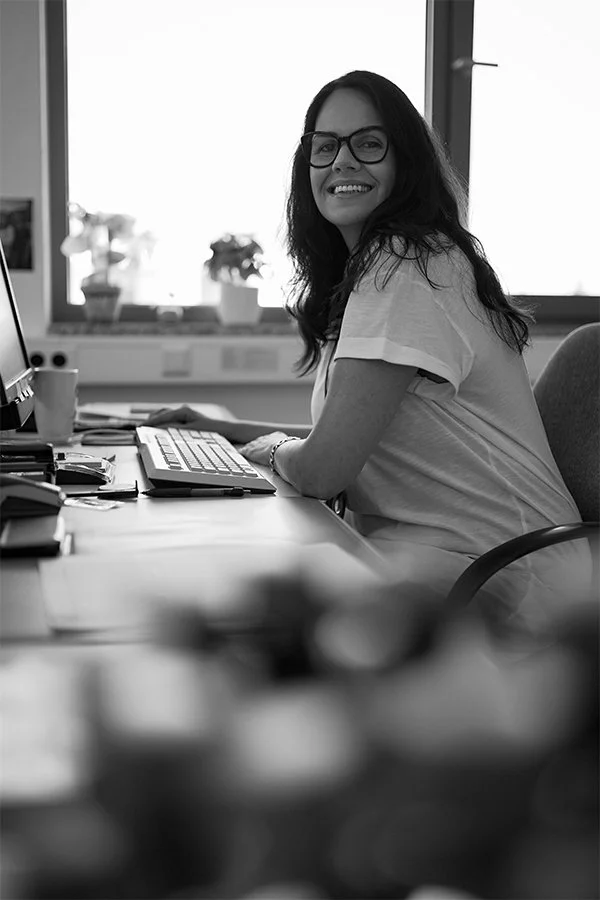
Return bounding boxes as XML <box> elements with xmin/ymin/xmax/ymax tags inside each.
<box><xmin>0</xmin><ymin>474</ymin><xmax>65</xmax><ymax>517</ymax></box>
<box><xmin>54</xmin><ymin>466</ymin><xmax>110</xmax><ymax>485</ymax></box>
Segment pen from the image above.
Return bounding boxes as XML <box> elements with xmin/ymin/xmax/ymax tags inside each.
<box><xmin>142</xmin><ymin>487</ymin><xmax>247</xmax><ymax>498</ymax></box>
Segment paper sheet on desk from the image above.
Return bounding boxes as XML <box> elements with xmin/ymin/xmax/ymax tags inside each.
<box><xmin>39</xmin><ymin>543</ymin><xmax>382</xmax><ymax>635</ymax></box>
<box><xmin>71</xmin><ymin>518</ymin><xmax>300</xmax><ymax>554</ymax></box>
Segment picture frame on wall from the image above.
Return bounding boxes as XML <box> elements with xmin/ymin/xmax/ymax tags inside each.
<box><xmin>0</xmin><ymin>198</ymin><xmax>33</xmax><ymax>270</ymax></box>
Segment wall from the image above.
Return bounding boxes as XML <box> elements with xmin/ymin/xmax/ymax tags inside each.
<box><xmin>0</xmin><ymin>0</ymin><xmax>49</xmax><ymax>336</ymax></box>
<box><xmin>28</xmin><ymin>334</ymin><xmax>316</xmax><ymax>421</ymax></box>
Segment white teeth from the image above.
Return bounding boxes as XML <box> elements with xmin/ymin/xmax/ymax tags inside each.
<box><xmin>332</xmin><ymin>184</ymin><xmax>372</xmax><ymax>194</ymax></box>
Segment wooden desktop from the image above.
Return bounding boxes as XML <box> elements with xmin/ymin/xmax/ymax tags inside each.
<box><xmin>0</xmin><ymin>404</ymin><xmax>383</xmax><ymax>644</ymax></box>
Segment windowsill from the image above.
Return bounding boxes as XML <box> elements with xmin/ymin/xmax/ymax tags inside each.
<box><xmin>48</xmin><ymin>318</ymin><xmax>597</xmax><ymax>339</ymax></box>
<box><xmin>522</xmin><ymin>295</ymin><xmax>599</xmax><ymax>336</ymax></box>
<box><xmin>48</xmin><ymin>303</ymin><xmax>298</xmax><ymax>336</ymax></box>
<box><xmin>48</xmin><ymin>320</ymin><xmax>297</xmax><ymax>337</ymax></box>
<box><xmin>48</xmin><ymin>305</ymin><xmax>297</xmax><ymax>337</ymax></box>
<box><xmin>529</xmin><ymin>321</ymin><xmax>597</xmax><ymax>337</ymax></box>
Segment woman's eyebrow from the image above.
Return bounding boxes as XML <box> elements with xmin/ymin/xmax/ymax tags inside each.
<box><xmin>314</xmin><ymin>125</ymin><xmax>382</xmax><ymax>135</ymax></box>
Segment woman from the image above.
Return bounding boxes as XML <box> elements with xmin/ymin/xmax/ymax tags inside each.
<box><xmin>148</xmin><ymin>71</ymin><xmax>590</xmax><ymax>623</ymax></box>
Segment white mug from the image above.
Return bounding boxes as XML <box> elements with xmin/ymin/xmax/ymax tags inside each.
<box><xmin>33</xmin><ymin>367</ymin><xmax>79</xmax><ymax>443</ymax></box>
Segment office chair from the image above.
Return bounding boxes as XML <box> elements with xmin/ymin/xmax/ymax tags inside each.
<box><xmin>447</xmin><ymin>322</ymin><xmax>600</xmax><ymax>607</ymax></box>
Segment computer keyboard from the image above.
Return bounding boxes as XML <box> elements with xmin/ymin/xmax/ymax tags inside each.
<box><xmin>135</xmin><ymin>426</ymin><xmax>276</xmax><ymax>493</ymax></box>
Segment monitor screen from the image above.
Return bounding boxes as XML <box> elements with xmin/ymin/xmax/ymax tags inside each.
<box><xmin>0</xmin><ymin>239</ymin><xmax>34</xmax><ymax>430</ymax></box>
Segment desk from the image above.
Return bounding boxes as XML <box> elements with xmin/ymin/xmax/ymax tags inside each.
<box><xmin>1</xmin><ymin>405</ymin><xmax>383</xmax><ymax>644</ymax></box>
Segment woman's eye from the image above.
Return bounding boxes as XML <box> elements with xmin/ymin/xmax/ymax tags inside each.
<box><xmin>315</xmin><ymin>141</ymin><xmax>335</xmax><ymax>155</ymax></box>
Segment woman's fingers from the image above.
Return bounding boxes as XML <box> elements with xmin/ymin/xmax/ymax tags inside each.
<box><xmin>144</xmin><ymin>407</ymin><xmax>170</xmax><ymax>423</ymax></box>
<box><xmin>145</xmin><ymin>405</ymin><xmax>194</xmax><ymax>425</ymax></box>
<box><xmin>239</xmin><ymin>432</ymin><xmax>288</xmax><ymax>465</ymax></box>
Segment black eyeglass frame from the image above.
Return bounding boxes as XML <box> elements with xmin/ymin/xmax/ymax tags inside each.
<box><xmin>300</xmin><ymin>126</ymin><xmax>390</xmax><ymax>168</ymax></box>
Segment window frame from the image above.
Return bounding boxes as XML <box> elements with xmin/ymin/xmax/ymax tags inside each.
<box><xmin>46</xmin><ymin>0</ymin><xmax>599</xmax><ymax>329</ymax></box>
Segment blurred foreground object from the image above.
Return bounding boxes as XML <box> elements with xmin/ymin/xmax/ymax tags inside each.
<box><xmin>1</xmin><ymin>559</ymin><xmax>597</xmax><ymax>899</ymax></box>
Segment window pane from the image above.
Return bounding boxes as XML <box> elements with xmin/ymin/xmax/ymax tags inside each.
<box><xmin>66</xmin><ymin>0</ymin><xmax>426</xmax><ymax>306</ymax></box>
<box><xmin>468</xmin><ymin>0</ymin><xmax>599</xmax><ymax>295</ymax></box>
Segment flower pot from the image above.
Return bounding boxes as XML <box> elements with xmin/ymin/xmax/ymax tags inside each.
<box><xmin>215</xmin><ymin>283</ymin><xmax>261</xmax><ymax>327</ymax></box>
<box><xmin>81</xmin><ymin>283</ymin><xmax>122</xmax><ymax>323</ymax></box>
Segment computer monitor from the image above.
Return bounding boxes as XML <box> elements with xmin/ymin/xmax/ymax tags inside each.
<box><xmin>0</xmin><ymin>238</ymin><xmax>35</xmax><ymax>431</ymax></box>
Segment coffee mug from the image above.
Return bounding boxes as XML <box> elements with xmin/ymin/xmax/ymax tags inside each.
<box><xmin>32</xmin><ymin>368</ymin><xmax>79</xmax><ymax>443</ymax></box>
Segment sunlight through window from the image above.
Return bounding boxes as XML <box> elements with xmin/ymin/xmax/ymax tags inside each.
<box><xmin>66</xmin><ymin>0</ymin><xmax>426</xmax><ymax>307</ymax></box>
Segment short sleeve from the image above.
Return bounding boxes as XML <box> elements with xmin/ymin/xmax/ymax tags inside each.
<box><xmin>333</xmin><ymin>259</ymin><xmax>474</xmax><ymax>396</ymax></box>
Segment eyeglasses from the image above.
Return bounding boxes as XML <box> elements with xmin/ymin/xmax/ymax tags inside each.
<box><xmin>300</xmin><ymin>126</ymin><xmax>390</xmax><ymax>168</ymax></box>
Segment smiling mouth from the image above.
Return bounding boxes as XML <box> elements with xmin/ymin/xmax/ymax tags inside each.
<box><xmin>327</xmin><ymin>184</ymin><xmax>373</xmax><ymax>195</ymax></box>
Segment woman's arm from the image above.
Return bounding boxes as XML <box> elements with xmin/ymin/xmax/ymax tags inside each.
<box><xmin>145</xmin><ymin>405</ymin><xmax>311</xmax><ymax>444</ymax></box>
<box><xmin>242</xmin><ymin>357</ymin><xmax>416</xmax><ymax>498</ymax></box>
<box><xmin>222</xmin><ymin>418</ymin><xmax>311</xmax><ymax>444</ymax></box>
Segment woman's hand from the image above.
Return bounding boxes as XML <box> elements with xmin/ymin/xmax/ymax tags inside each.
<box><xmin>144</xmin><ymin>405</ymin><xmax>215</xmax><ymax>431</ymax></box>
<box><xmin>238</xmin><ymin>431</ymin><xmax>290</xmax><ymax>467</ymax></box>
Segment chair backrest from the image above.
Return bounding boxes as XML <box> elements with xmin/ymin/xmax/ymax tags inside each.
<box><xmin>534</xmin><ymin>323</ymin><xmax>600</xmax><ymax>522</ymax></box>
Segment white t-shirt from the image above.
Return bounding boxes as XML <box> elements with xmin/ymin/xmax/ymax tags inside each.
<box><xmin>310</xmin><ymin>243</ymin><xmax>591</xmax><ymax>625</ymax></box>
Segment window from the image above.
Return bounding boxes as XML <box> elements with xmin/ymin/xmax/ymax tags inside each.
<box><xmin>49</xmin><ymin>0</ymin><xmax>426</xmax><ymax>322</ymax></box>
<box><xmin>468</xmin><ymin>0</ymin><xmax>600</xmax><ymax>297</ymax></box>
<box><xmin>47</xmin><ymin>0</ymin><xmax>598</xmax><ymax>327</ymax></box>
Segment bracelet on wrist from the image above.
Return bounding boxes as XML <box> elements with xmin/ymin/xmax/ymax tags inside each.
<box><xmin>269</xmin><ymin>435</ymin><xmax>301</xmax><ymax>475</ymax></box>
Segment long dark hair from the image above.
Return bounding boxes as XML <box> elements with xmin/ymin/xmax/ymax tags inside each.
<box><xmin>285</xmin><ymin>70</ymin><xmax>535</xmax><ymax>374</ymax></box>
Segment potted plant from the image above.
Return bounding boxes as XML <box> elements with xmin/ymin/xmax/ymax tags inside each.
<box><xmin>204</xmin><ymin>233</ymin><xmax>265</xmax><ymax>326</ymax></box>
<box><xmin>60</xmin><ymin>203</ymin><xmax>137</xmax><ymax>322</ymax></box>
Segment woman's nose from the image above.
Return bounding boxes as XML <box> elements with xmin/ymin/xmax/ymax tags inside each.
<box><xmin>333</xmin><ymin>143</ymin><xmax>359</xmax><ymax>170</ymax></box>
